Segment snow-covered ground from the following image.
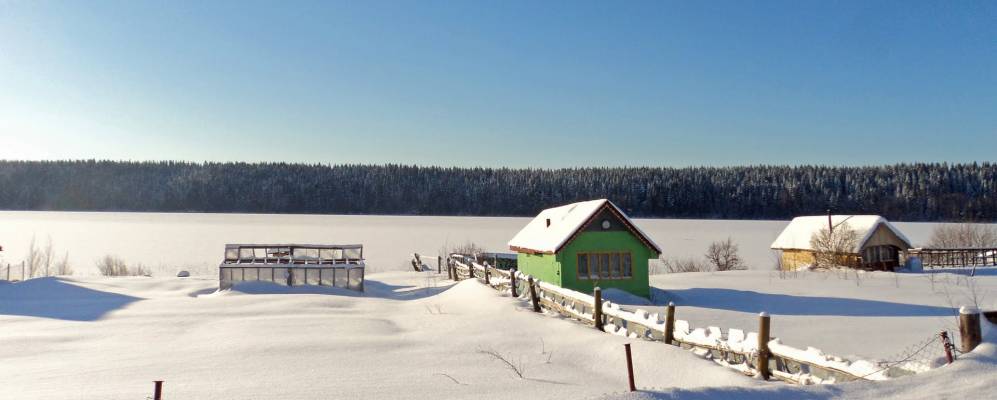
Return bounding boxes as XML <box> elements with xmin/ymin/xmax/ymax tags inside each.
<box><xmin>645</xmin><ymin>269</ymin><xmax>996</xmax><ymax>360</ymax></box>
<box><xmin>0</xmin><ymin>211</ymin><xmax>964</xmax><ymax>275</ymax></box>
<box><xmin>1</xmin><ymin>269</ymin><xmax>995</xmax><ymax>399</ymax></box>
<box><xmin>1</xmin><ymin>212</ymin><xmax>995</xmax><ymax>398</ymax></box>
<box><xmin>0</xmin><ymin>272</ymin><xmax>759</xmax><ymax>399</ymax></box>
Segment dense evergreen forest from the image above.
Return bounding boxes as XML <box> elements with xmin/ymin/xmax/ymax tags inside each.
<box><xmin>0</xmin><ymin>160</ymin><xmax>994</xmax><ymax>221</ymax></box>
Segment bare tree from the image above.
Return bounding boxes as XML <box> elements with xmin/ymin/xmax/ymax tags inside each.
<box><xmin>705</xmin><ymin>237</ymin><xmax>747</xmax><ymax>271</ymax></box>
<box><xmin>927</xmin><ymin>223</ymin><xmax>997</xmax><ymax>248</ymax></box>
<box><xmin>809</xmin><ymin>222</ymin><xmax>861</xmax><ymax>268</ymax></box>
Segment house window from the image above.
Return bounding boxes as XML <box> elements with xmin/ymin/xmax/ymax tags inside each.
<box><xmin>862</xmin><ymin>246</ymin><xmax>896</xmax><ymax>263</ymax></box>
<box><xmin>610</xmin><ymin>253</ymin><xmax>621</xmax><ymax>278</ymax></box>
<box><xmin>577</xmin><ymin>252</ymin><xmax>633</xmax><ymax>280</ymax></box>
<box><xmin>578</xmin><ymin>254</ymin><xmax>589</xmax><ymax>277</ymax></box>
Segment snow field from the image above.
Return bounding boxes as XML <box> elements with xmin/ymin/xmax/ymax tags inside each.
<box><xmin>0</xmin><ymin>272</ymin><xmax>761</xmax><ymax>400</ymax></box>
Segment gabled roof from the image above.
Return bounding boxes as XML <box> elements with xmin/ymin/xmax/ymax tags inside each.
<box><xmin>507</xmin><ymin>199</ymin><xmax>661</xmax><ymax>254</ymax></box>
<box><xmin>770</xmin><ymin>215</ymin><xmax>912</xmax><ymax>253</ymax></box>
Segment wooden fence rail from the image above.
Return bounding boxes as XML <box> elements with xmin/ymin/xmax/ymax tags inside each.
<box><xmin>432</xmin><ymin>253</ymin><xmax>946</xmax><ymax>385</ymax></box>
<box><xmin>909</xmin><ymin>248</ymin><xmax>997</xmax><ymax>269</ymax></box>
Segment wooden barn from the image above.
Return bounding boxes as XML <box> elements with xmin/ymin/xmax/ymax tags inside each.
<box><xmin>507</xmin><ymin>199</ymin><xmax>661</xmax><ymax>298</ymax></box>
<box><xmin>771</xmin><ymin>215</ymin><xmax>912</xmax><ymax>271</ymax></box>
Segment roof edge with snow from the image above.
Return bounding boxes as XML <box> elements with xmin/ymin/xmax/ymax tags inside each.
<box><xmin>507</xmin><ymin>199</ymin><xmax>662</xmax><ymax>255</ymax></box>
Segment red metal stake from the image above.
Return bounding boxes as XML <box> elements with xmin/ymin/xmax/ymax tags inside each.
<box><xmin>624</xmin><ymin>343</ymin><xmax>636</xmax><ymax>392</ymax></box>
<box><xmin>153</xmin><ymin>380</ymin><xmax>164</xmax><ymax>400</ymax></box>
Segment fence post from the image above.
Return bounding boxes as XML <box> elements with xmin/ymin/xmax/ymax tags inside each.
<box><xmin>959</xmin><ymin>306</ymin><xmax>982</xmax><ymax>353</ymax></box>
<box><xmin>484</xmin><ymin>262</ymin><xmax>491</xmax><ymax>285</ymax></box>
<box><xmin>593</xmin><ymin>287</ymin><xmax>604</xmax><ymax>331</ymax></box>
<box><xmin>153</xmin><ymin>380</ymin><xmax>164</xmax><ymax>400</ymax></box>
<box><xmin>22</xmin><ymin>261</ymin><xmax>25</xmax><ymax>280</ymax></box>
<box><xmin>510</xmin><ymin>268</ymin><xmax>518</xmax><ymax>297</ymax></box>
<box><xmin>757</xmin><ymin>312</ymin><xmax>771</xmax><ymax>380</ymax></box>
<box><xmin>528</xmin><ymin>276</ymin><xmax>541</xmax><ymax>313</ymax></box>
<box><xmin>437</xmin><ymin>256</ymin><xmax>442</xmax><ymax>274</ymax></box>
<box><xmin>468</xmin><ymin>261</ymin><xmax>475</xmax><ymax>279</ymax></box>
<box><xmin>664</xmin><ymin>302</ymin><xmax>675</xmax><ymax>345</ymax></box>
<box><xmin>624</xmin><ymin>343</ymin><xmax>636</xmax><ymax>392</ymax></box>
<box><xmin>940</xmin><ymin>331</ymin><xmax>954</xmax><ymax>364</ymax></box>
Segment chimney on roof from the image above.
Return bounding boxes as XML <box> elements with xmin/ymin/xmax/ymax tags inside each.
<box><xmin>827</xmin><ymin>209</ymin><xmax>833</xmax><ymax>235</ymax></box>
<box><xmin>546</xmin><ymin>218</ymin><xmax>551</xmax><ymax>228</ymax></box>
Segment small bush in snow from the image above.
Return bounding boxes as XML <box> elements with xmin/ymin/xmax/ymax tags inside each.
<box><xmin>661</xmin><ymin>256</ymin><xmax>710</xmax><ymax>273</ymax></box>
<box><xmin>96</xmin><ymin>255</ymin><xmax>149</xmax><ymax>277</ymax></box>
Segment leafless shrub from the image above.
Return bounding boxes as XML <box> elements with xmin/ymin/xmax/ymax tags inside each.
<box><xmin>424</xmin><ymin>304</ymin><xmax>445</xmax><ymax>315</ymax></box>
<box><xmin>42</xmin><ymin>236</ymin><xmax>54</xmax><ymax>277</ymax></box>
<box><xmin>21</xmin><ymin>236</ymin><xmax>72</xmax><ymax>278</ymax></box>
<box><xmin>927</xmin><ymin>223</ymin><xmax>997</xmax><ymax>248</ymax></box>
<box><xmin>449</xmin><ymin>241</ymin><xmax>485</xmax><ymax>258</ymax></box>
<box><xmin>433</xmin><ymin>373</ymin><xmax>466</xmax><ymax>385</ymax></box>
<box><xmin>539</xmin><ymin>338</ymin><xmax>553</xmax><ymax>364</ymax></box>
<box><xmin>661</xmin><ymin>256</ymin><xmax>710</xmax><ymax>273</ymax></box>
<box><xmin>705</xmin><ymin>237</ymin><xmax>747</xmax><ymax>271</ymax></box>
<box><xmin>96</xmin><ymin>255</ymin><xmax>149</xmax><ymax>277</ymax></box>
<box><xmin>54</xmin><ymin>251</ymin><xmax>72</xmax><ymax>276</ymax></box>
<box><xmin>25</xmin><ymin>236</ymin><xmax>42</xmax><ymax>278</ymax></box>
<box><xmin>478</xmin><ymin>347</ymin><xmax>526</xmax><ymax>379</ymax></box>
<box><xmin>809</xmin><ymin>222</ymin><xmax>860</xmax><ymax>268</ymax></box>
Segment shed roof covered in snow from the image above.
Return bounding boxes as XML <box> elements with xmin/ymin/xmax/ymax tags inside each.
<box><xmin>770</xmin><ymin>215</ymin><xmax>912</xmax><ymax>253</ymax></box>
<box><xmin>507</xmin><ymin>199</ymin><xmax>661</xmax><ymax>254</ymax></box>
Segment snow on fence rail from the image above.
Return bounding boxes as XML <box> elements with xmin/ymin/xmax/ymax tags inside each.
<box><xmin>436</xmin><ymin>253</ymin><xmax>953</xmax><ymax>386</ymax></box>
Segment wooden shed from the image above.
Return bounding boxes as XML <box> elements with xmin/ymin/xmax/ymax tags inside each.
<box><xmin>507</xmin><ymin>199</ymin><xmax>661</xmax><ymax>297</ymax></box>
<box><xmin>771</xmin><ymin>215</ymin><xmax>912</xmax><ymax>271</ymax></box>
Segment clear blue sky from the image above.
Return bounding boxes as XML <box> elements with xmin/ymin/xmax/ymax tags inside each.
<box><xmin>1</xmin><ymin>0</ymin><xmax>995</xmax><ymax>167</ymax></box>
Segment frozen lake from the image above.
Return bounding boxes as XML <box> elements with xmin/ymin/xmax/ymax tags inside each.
<box><xmin>0</xmin><ymin>211</ymin><xmax>949</xmax><ymax>276</ymax></box>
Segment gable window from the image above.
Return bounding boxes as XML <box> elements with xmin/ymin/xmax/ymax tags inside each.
<box><xmin>577</xmin><ymin>252</ymin><xmax>633</xmax><ymax>280</ymax></box>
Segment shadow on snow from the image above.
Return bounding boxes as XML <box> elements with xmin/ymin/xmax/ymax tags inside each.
<box><xmin>0</xmin><ymin>277</ymin><xmax>141</xmax><ymax>321</ymax></box>
<box><xmin>204</xmin><ymin>278</ymin><xmax>452</xmax><ymax>301</ymax></box>
<box><xmin>654</xmin><ymin>288</ymin><xmax>954</xmax><ymax>317</ymax></box>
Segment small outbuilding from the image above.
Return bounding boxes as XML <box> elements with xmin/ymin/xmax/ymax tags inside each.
<box><xmin>771</xmin><ymin>215</ymin><xmax>912</xmax><ymax>271</ymax></box>
<box><xmin>508</xmin><ymin>199</ymin><xmax>661</xmax><ymax>298</ymax></box>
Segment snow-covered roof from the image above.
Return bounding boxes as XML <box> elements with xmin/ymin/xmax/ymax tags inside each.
<box><xmin>507</xmin><ymin>199</ymin><xmax>661</xmax><ymax>254</ymax></box>
<box><xmin>770</xmin><ymin>215</ymin><xmax>912</xmax><ymax>252</ymax></box>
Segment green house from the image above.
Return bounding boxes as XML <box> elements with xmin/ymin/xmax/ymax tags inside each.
<box><xmin>508</xmin><ymin>199</ymin><xmax>661</xmax><ymax>298</ymax></box>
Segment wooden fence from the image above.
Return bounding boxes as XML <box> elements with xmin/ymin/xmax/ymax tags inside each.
<box><xmin>909</xmin><ymin>248</ymin><xmax>997</xmax><ymax>269</ymax></box>
<box><xmin>426</xmin><ymin>254</ymin><xmax>955</xmax><ymax>385</ymax></box>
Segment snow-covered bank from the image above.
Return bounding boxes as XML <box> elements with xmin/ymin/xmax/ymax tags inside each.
<box><xmin>2</xmin><ymin>269</ymin><xmax>994</xmax><ymax>399</ymax></box>
<box><xmin>0</xmin><ymin>273</ymin><xmax>757</xmax><ymax>399</ymax></box>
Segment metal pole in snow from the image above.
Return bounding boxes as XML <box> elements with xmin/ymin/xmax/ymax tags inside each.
<box><xmin>624</xmin><ymin>343</ymin><xmax>636</xmax><ymax>392</ymax></box>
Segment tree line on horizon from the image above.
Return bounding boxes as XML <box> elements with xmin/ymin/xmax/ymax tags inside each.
<box><xmin>0</xmin><ymin>160</ymin><xmax>994</xmax><ymax>222</ymax></box>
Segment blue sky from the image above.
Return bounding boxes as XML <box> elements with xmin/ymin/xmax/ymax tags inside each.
<box><xmin>1</xmin><ymin>1</ymin><xmax>995</xmax><ymax>167</ymax></box>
